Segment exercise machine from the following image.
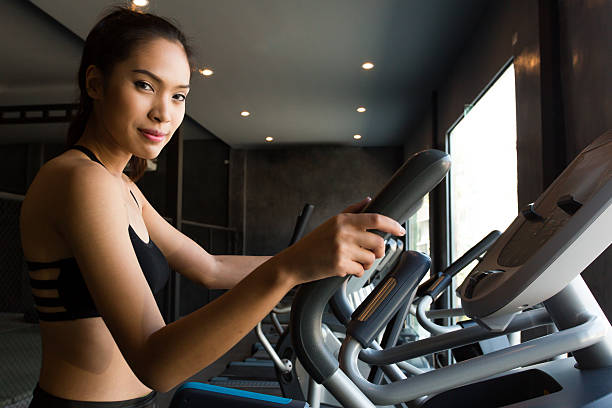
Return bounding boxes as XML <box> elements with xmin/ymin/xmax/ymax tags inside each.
<box><xmin>291</xmin><ymin>131</ymin><xmax>612</xmax><ymax>407</ymax></box>
<box><xmin>170</xmin><ymin>148</ymin><xmax>451</xmax><ymax>407</ymax></box>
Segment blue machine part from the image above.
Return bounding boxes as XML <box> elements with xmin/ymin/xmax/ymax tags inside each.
<box><xmin>170</xmin><ymin>381</ymin><xmax>309</xmax><ymax>407</ymax></box>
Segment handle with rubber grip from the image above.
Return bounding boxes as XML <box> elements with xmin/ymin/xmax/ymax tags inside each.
<box><xmin>417</xmin><ymin>230</ymin><xmax>501</xmax><ymax>300</ymax></box>
<box><xmin>347</xmin><ymin>251</ymin><xmax>431</xmax><ymax>348</ymax></box>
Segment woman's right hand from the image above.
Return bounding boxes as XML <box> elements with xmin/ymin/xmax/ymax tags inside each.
<box><xmin>273</xmin><ymin>198</ymin><xmax>406</xmax><ymax>286</ymax></box>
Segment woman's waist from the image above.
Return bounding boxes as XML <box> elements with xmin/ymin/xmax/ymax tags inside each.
<box><xmin>39</xmin><ymin>337</ymin><xmax>152</xmax><ymax>401</ymax></box>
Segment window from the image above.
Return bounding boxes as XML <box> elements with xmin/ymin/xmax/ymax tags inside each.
<box><xmin>447</xmin><ymin>62</ymin><xmax>518</xmax><ymax>306</ymax></box>
<box><xmin>407</xmin><ymin>194</ymin><xmax>430</xmax><ymax>255</ymax></box>
<box><xmin>406</xmin><ymin>195</ymin><xmax>431</xmax><ymax>340</ymax></box>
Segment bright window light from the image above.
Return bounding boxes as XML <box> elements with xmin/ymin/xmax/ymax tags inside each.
<box><xmin>448</xmin><ymin>63</ymin><xmax>518</xmax><ymax>301</ymax></box>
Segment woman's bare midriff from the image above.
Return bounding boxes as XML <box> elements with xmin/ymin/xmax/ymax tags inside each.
<box><xmin>38</xmin><ymin>318</ymin><xmax>153</xmax><ymax>401</ymax></box>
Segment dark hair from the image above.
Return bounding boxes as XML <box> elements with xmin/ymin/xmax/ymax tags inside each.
<box><xmin>67</xmin><ymin>7</ymin><xmax>194</xmax><ymax>181</ymax></box>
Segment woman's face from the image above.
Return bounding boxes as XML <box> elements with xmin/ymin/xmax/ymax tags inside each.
<box><xmin>96</xmin><ymin>38</ymin><xmax>191</xmax><ymax>159</ymax></box>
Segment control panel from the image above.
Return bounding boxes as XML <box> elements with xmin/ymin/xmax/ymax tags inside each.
<box><xmin>458</xmin><ymin>131</ymin><xmax>612</xmax><ymax>330</ymax></box>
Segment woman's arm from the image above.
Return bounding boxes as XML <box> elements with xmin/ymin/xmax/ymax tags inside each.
<box><xmin>210</xmin><ymin>255</ymin><xmax>272</xmax><ymax>288</ymax></box>
<box><xmin>130</xmin><ymin>180</ymin><xmax>270</xmax><ymax>289</ymax></box>
<box><xmin>62</xmin><ymin>167</ymin><xmax>404</xmax><ymax>392</ymax></box>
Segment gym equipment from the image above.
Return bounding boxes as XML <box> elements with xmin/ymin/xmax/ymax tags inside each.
<box><xmin>210</xmin><ymin>204</ymin><xmax>315</xmax><ymax>393</ymax></box>
<box><xmin>275</xmin><ymin>236</ymin><xmax>408</xmax><ymax>407</ymax></box>
<box><xmin>170</xmin><ymin>148</ymin><xmax>451</xmax><ymax>407</ymax></box>
<box><xmin>290</xmin><ymin>149</ymin><xmax>451</xmax><ymax>407</ymax></box>
<box><xmin>292</xmin><ymin>131</ymin><xmax>612</xmax><ymax>407</ymax></box>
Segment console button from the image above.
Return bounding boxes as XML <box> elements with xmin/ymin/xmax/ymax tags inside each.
<box><xmin>521</xmin><ymin>203</ymin><xmax>545</xmax><ymax>221</ymax></box>
<box><xmin>463</xmin><ymin>269</ymin><xmax>505</xmax><ymax>299</ymax></box>
<box><xmin>557</xmin><ymin>194</ymin><xmax>582</xmax><ymax>215</ymax></box>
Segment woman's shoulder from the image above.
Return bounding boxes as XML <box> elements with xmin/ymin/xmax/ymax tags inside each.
<box><xmin>23</xmin><ymin>150</ymin><xmax>120</xmax><ymax>221</ymax></box>
<box><xmin>32</xmin><ymin>150</ymin><xmax>112</xmax><ymax>191</ymax></box>
<box><xmin>21</xmin><ymin>150</ymin><xmax>123</xmax><ymax>258</ymax></box>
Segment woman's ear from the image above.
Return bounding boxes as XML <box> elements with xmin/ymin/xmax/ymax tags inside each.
<box><xmin>85</xmin><ymin>65</ymin><xmax>104</xmax><ymax>100</ymax></box>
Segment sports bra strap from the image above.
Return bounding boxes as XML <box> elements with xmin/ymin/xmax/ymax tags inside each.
<box><xmin>26</xmin><ymin>259</ymin><xmax>72</xmax><ymax>270</ymax></box>
<box><xmin>67</xmin><ymin>145</ymin><xmax>105</xmax><ymax>167</ymax></box>
<box><xmin>129</xmin><ymin>190</ymin><xmax>140</xmax><ymax>208</ymax></box>
<box><xmin>67</xmin><ymin>145</ymin><xmax>140</xmax><ymax>207</ymax></box>
<box><xmin>32</xmin><ymin>296</ymin><xmax>63</xmax><ymax>307</ymax></box>
<box><xmin>29</xmin><ymin>278</ymin><xmax>59</xmax><ymax>290</ymax></box>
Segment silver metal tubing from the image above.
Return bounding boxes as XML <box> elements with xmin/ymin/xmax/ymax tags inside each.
<box><xmin>255</xmin><ymin>321</ymin><xmax>292</xmax><ymax>373</ymax></box>
<box><xmin>396</xmin><ymin>361</ymin><xmax>425</xmax><ymax>376</ymax></box>
<box><xmin>380</xmin><ymin>362</ymin><xmax>407</xmax><ymax>382</ymax></box>
<box><xmin>273</xmin><ymin>306</ymin><xmax>292</xmax><ymax>314</ymax></box>
<box><xmin>360</xmin><ymin>307</ymin><xmax>551</xmax><ymax>365</ymax></box>
<box><xmin>181</xmin><ymin>219</ymin><xmax>237</xmax><ymax>232</ymax></box>
<box><xmin>307</xmin><ymin>376</ymin><xmax>322</xmax><ymax>408</ymax></box>
<box><xmin>321</xmin><ymin>369</ymin><xmax>376</xmax><ymax>408</ymax></box>
<box><xmin>370</xmin><ymin>341</ymin><xmax>410</xmax><ymax>380</ymax></box>
<box><xmin>371</xmin><ymin>341</ymin><xmax>425</xmax><ymax>375</ymax></box>
<box><xmin>507</xmin><ymin>331</ymin><xmax>521</xmax><ymax>346</ymax></box>
<box><xmin>0</xmin><ymin>191</ymin><xmax>25</xmax><ymax>201</ymax></box>
<box><xmin>341</xmin><ymin>312</ymin><xmax>608</xmax><ymax>405</ymax></box>
<box><xmin>425</xmin><ymin>307</ymin><xmax>466</xmax><ymax>319</ymax></box>
<box><xmin>271</xmin><ymin>312</ymin><xmax>285</xmax><ymax>335</ymax></box>
<box><xmin>415</xmin><ymin>296</ymin><xmax>461</xmax><ymax>335</ymax></box>
<box><xmin>544</xmin><ymin>275</ymin><xmax>612</xmax><ymax>369</ymax></box>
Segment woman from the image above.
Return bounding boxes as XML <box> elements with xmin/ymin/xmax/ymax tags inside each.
<box><xmin>20</xmin><ymin>7</ymin><xmax>404</xmax><ymax>407</ymax></box>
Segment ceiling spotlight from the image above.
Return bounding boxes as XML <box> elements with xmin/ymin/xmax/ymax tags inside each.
<box><xmin>356</xmin><ymin>106</ymin><xmax>366</xmax><ymax>113</ymax></box>
<box><xmin>240</xmin><ymin>111</ymin><xmax>250</xmax><ymax>117</ymax></box>
<box><xmin>362</xmin><ymin>62</ymin><xmax>375</xmax><ymax>70</ymax></box>
<box><xmin>265</xmin><ymin>137</ymin><xmax>274</xmax><ymax>142</ymax></box>
<box><xmin>199</xmin><ymin>68</ymin><xmax>214</xmax><ymax>77</ymax></box>
<box><xmin>353</xmin><ymin>134</ymin><xmax>362</xmax><ymax>140</ymax></box>
<box><xmin>132</xmin><ymin>0</ymin><xmax>149</xmax><ymax>7</ymax></box>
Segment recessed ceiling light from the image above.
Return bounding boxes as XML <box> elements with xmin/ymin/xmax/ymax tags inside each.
<box><xmin>240</xmin><ymin>111</ymin><xmax>250</xmax><ymax>117</ymax></box>
<box><xmin>362</xmin><ymin>62</ymin><xmax>375</xmax><ymax>70</ymax></box>
<box><xmin>265</xmin><ymin>137</ymin><xmax>274</xmax><ymax>142</ymax></box>
<box><xmin>132</xmin><ymin>0</ymin><xmax>149</xmax><ymax>7</ymax></box>
<box><xmin>357</xmin><ymin>106</ymin><xmax>366</xmax><ymax>113</ymax></box>
<box><xmin>353</xmin><ymin>134</ymin><xmax>362</xmax><ymax>140</ymax></box>
<box><xmin>199</xmin><ymin>68</ymin><xmax>214</xmax><ymax>77</ymax></box>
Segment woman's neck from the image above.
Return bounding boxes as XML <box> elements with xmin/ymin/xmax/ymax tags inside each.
<box><xmin>76</xmin><ymin>116</ymin><xmax>132</xmax><ymax>178</ymax></box>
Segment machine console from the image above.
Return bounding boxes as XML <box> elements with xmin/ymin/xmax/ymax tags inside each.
<box><xmin>458</xmin><ymin>130</ymin><xmax>612</xmax><ymax>330</ymax></box>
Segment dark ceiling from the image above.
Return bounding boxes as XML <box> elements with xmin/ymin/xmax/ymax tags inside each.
<box><xmin>1</xmin><ymin>0</ymin><xmax>489</xmax><ymax>147</ymax></box>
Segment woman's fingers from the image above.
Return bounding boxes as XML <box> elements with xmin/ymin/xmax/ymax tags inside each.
<box><xmin>352</xmin><ymin>246</ymin><xmax>377</xmax><ymax>272</ymax></box>
<box><xmin>278</xmin><ymin>208</ymin><xmax>406</xmax><ymax>285</ymax></box>
<box><xmin>358</xmin><ymin>231</ymin><xmax>386</xmax><ymax>258</ymax></box>
<box><xmin>341</xmin><ymin>212</ymin><xmax>406</xmax><ymax>237</ymax></box>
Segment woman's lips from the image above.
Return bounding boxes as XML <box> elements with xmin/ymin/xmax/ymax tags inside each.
<box><xmin>138</xmin><ymin>128</ymin><xmax>166</xmax><ymax>142</ymax></box>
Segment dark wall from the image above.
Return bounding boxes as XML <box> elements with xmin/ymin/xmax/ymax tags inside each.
<box><xmin>0</xmin><ymin>144</ymin><xmax>28</xmax><ymax>195</ymax></box>
<box><xmin>182</xmin><ymin>139</ymin><xmax>229</xmax><ymax>226</ymax></box>
<box><xmin>233</xmin><ymin>146</ymin><xmax>403</xmax><ymax>256</ymax></box>
<box><xmin>557</xmin><ymin>0</ymin><xmax>611</xmax><ymax>320</ymax></box>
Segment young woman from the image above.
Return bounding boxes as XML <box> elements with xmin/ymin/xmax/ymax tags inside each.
<box><xmin>20</xmin><ymin>7</ymin><xmax>404</xmax><ymax>407</ymax></box>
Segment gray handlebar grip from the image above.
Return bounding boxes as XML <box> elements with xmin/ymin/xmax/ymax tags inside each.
<box><xmin>347</xmin><ymin>251</ymin><xmax>431</xmax><ymax>348</ymax></box>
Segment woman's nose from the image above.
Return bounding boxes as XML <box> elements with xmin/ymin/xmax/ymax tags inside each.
<box><xmin>149</xmin><ymin>99</ymin><xmax>171</xmax><ymax>123</ymax></box>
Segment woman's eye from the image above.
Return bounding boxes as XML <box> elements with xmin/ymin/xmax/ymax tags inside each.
<box><xmin>135</xmin><ymin>81</ymin><xmax>153</xmax><ymax>91</ymax></box>
<box><xmin>174</xmin><ymin>94</ymin><xmax>186</xmax><ymax>102</ymax></box>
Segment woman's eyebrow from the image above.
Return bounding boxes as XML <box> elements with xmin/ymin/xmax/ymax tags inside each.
<box><xmin>132</xmin><ymin>69</ymin><xmax>190</xmax><ymax>89</ymax></box>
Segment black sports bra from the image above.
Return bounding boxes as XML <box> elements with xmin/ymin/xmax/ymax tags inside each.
<box><xmin>26</xmin><ymin>145</ymin><xmax>170</xmax><ymax>321</ymax></box>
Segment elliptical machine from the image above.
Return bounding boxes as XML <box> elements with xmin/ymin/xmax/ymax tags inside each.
<box><xmin>169</xmin><ymin>148</ymin><xmax>451</xmax><ymax>407</ymax></box>
<box><xmin>290</xmin><ymin>131</ymin><xmax>612</xmax><ymax>407</ymax></box>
